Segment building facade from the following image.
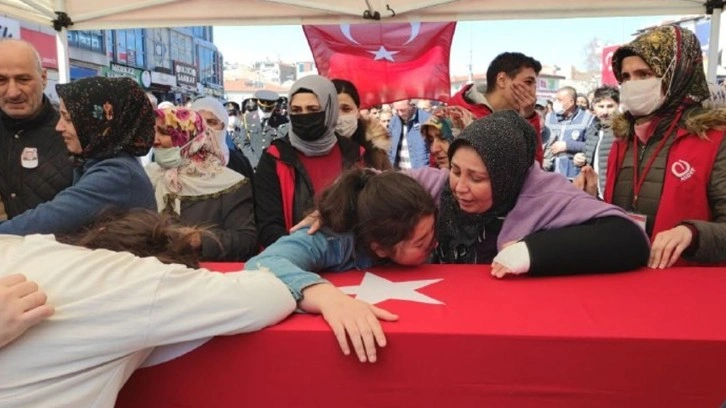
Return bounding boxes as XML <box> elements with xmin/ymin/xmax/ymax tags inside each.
<box><xmin>1</xmin><ymin>14</ymin><xmax>225</xmax><ymax>106</ymax></box>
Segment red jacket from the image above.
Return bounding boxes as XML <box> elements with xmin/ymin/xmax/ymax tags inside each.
<box><xmin>449</xmin><ymin>84</ymin><xmax>544</xmax><ymax>164</ymax></box>
<box><xmin>604</xmin><ymin>128</ymin><xmax>724</xmax><ymax>265</ymax></box>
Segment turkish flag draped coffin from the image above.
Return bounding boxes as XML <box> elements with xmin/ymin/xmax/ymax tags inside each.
<box><xmin>303</xmin><ymin>22</ymin><xmax>456</xmax><ymax>108</ymax></box>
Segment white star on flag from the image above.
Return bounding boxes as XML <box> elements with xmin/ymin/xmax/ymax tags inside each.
<box><xmin>368</xmin><ymin>46</ymin><xmax>399</xmax><ymax>62</ymax></box>
<box><xmin>339</xmin><ymin>272</ymin><xmax>444</xmax><ymax>305</ymax></box>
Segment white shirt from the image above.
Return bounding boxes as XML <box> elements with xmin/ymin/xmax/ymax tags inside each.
<box><xmin>398</xmin><ymin>124</ymin><xmax>411</xmax><ymax>170</ymax></box>
<box><xmin>0</xmin><ymin>235</ymin><xmax>295</xmax><ymax>408</ymax></box>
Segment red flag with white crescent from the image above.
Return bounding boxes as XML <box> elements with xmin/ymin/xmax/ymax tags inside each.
<box><xmin>602</xmin><ymin>44</ymin><xmax>620</xmax><ymax>86</ymax></box>
<box><xmin>303</xmin><ymin>22</ymin><xmax>456</xmax><ymax>108</ymax></box>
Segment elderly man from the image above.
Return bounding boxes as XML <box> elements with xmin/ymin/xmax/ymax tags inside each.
<box><xmin>0</xmin><ymin>39</ymin><xmax>73</xmax><ymax>219</ymax></box>
<box><xmin>543</xmin><ymin>86</ymin><xmax>594</xmax><ymax>179</ymax></box>
<box><xmin>388</xmin><ymin>99</ymin><xmax>431</xmax><ymax>169</ymax></box>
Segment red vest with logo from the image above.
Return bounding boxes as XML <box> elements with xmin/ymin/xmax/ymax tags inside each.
<box><xmin>605</xmin><ymin>128</ymin><xmax>723</xmax><ymax>247</ymax></box>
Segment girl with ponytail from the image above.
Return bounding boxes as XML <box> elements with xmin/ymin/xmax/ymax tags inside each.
<box><xmin>245</xmin><ymin>167</ymin><xmax>437</xmax><ymax>364</ymax></box>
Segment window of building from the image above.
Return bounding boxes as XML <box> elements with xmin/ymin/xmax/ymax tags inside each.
<box><xmin>114</xmin><ymin>29</ymin><xmax>145</xmax><ymax>68</ymax></box>
<box><xmin>67</xmin><ymin>30</ymin><xmax>104</xmax><ymax>53</ymax></box>
<box><xmin>150</xmin><ymin>28</ymin><xmax>171</xmax><ymax>70</ymax></box>
<box><xmin>170</xmin><ymin>31</ymin><xmax>194</xmax><ymax>65</ymax></box>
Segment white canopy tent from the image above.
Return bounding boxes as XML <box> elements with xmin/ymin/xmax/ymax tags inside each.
<box><xmin>0</xmin><ymin>0</ymin><xmax>721</xmax><ymax>81</ymax></box>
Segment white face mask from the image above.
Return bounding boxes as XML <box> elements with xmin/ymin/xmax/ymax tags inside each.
<box><xmin>620</xmin><ymin>78</ymin><xmax>665</xmax><ymax>117</ymax></box>
<box><xmin>227</xmin><ymin>116</ymin><xmax>240</xmax><ymax>130</ymax></box>
<box><xmin>259</xmin><ymin>109</ymin><xmax>272</xmax><ymax>120</ymax></box>
<box><xmin>215</xmin><ymin>129</ymin><xmax>228</xmax><ymax>146</ymax></box>
<box><xmin>335</xmin><ymin>114</ymin><xmax>359</xmax><ymax>138</ymax></box>
<box><xmin>154</xmin><ymin>146</ymin><xmax>183</xmax><ymax>169</ymax></box>
<box><xmin>552</xmin><ymin>101</ymin><xmax>565</xmax><ymax>115</ymax></box>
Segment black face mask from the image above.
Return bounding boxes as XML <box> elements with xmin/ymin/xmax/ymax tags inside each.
<box><xmin>290</xmin><ymin>111</ymin><xmax>327</xmax><ymax>141</ymax></box>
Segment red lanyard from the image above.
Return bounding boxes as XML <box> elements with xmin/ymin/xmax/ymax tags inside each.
<box><xmin>631</xmin><ymin>111</ymin><xmax>682</xmax><ymax>210</ymax></box>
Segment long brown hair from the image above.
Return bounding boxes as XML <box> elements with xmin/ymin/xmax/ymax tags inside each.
<box><xmin>317</xmin><ymin>168</ymin><xmax>436</xmax><ymax>257</ymax></box>
<box><xmin>56</xmin><ymin>209</ymin><xmax>206</xmax><ymax>268</ymax></box>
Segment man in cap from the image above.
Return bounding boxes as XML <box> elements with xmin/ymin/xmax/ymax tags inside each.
<box><xmin>232</xmin><ymin>90</ymin><xmax>289</xmax><ymax>169</ymax></box>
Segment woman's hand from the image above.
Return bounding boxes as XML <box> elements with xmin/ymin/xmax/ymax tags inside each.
<box><xmin>290</xmin><ymin>210</ymin><xmax>322</xmax><ymax>235</ymax></box>
<box><xmin>491</xmin><ymin>242</ymin><xmax>531</xmax><ymax>278</ymax></box>
<box><xmin>298</xmin><ymin>283</ymin><xmax>398</xmax><ymax>363</ymax></box>
<box><xmin>179</xmin><ymin>227</ymin><xmax>202</xmax><ymax>249</ymax></box>
<box><xmin>572</xmin><ymin>165</ymin><xmax>599</xmax><ymax>198</ymax></box>
<box><xmin>649</xmin><ymin>225</ymin><xmax>693</xmax><ymax>269</ymax></box>
<box><xmin>0</xmin><ymin>274</ymin><xmax>54</xmax><ymax>348</ymax></box>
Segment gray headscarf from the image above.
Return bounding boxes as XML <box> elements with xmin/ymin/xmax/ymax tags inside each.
<box><xmin>436</xmin><ymin>110</ymin><xmax>536</xmax><ymax>263</ymax></box>
<box><xmin>288</xmin><ymin>75</ymin><xmax>339</xmax><ymax>156</ymax></box>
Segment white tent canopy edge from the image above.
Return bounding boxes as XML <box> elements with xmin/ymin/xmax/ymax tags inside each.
<box><xmin>0</xmin><ymin>0</ymin><xmax>721</xmax><ymax>83</ymax></box>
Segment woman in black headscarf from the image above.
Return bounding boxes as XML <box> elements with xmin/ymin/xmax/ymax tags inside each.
<box><xmin>0</xmin><ymin>77</ymin><xmax>156</xmax><ymax>235</ymax></box>
<box><xmin>430</xmin><ymin>110</ymin><xmax>649</xmax><ymax>277</ymax></box>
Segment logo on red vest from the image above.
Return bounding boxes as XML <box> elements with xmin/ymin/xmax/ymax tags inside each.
<box><xmin>671</xmin><ymin>159</ymin><xmax>695</xmax><ymax>181</ymax></box>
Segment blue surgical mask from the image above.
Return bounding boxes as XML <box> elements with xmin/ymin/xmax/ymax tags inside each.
<box><xmin>154</xmin><ymin>146</ymin><xmax>183</xmax><ymax>169</ymax></box>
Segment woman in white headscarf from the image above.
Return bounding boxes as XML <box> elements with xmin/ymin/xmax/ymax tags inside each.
<box><xmin>145</xmin><ymin>107</ymin><xmax>258</xmax><ymax>261</ymax></box>
<box><xmin>191</xmin><ymin>97</ymin><xmax>254</xmax><ymax>181</ymax></box>
<box><xmin>254</xmin><ymin>75</ymin><xmax>364</xmax><ymax>247</ymax></box>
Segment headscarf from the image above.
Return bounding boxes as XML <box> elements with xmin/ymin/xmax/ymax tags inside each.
<box><xmin>191</xmin><ymin>96</ymin><xmax>231</xmax><ymax>165</ymax></box>
<box><xmin>287</xmin><ymin>75</ymin><xmax>338</xmax><ymax>156</ymax></box>
<box><xmin>611</xmin><ymin>25</ymin><xmax>710</xmax><ymax>139</ymax></box>
<box><xmin>436</xmin><ymin>110</ymin><xmax>536</xmax><ymax>263</ymax></box>
<box><xmin>145</xmin><ymin>107</ymin><xmax>243</xmax><ymax>214</ymax></box>
<box><xmin>421</xmin><ymin>106</ymin><xmax>476</xmax><ymax>144</ymax></box>
<box><xmin>56</xmin><ymin>77</ymin><xmax>154</xmax><ymax>164</ymax></box>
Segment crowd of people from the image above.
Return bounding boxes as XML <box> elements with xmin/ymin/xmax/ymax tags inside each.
<box><xmin>0</xmin><ymin>23</ymin><xmax>724</xmax><ymax>406</ymax></box>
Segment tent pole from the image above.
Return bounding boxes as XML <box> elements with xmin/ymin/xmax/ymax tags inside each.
<box><xmin>708</xmin><ymin>9</ymin><xmax>722</xmax><ymax>82</ymax></box>
<box><xmin>52</xmin><ymin>0</ymin><xmax>72</xmax><ymax>84</ymax></box>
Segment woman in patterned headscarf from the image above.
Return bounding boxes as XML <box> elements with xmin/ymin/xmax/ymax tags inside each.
<box><xmin>420</xmin><ymin>106</ymin><xmax>476</xmax><ymax>168</ymax></box>
<box><xmin>0</xmin><ymin>77</ymin><xmax>157</xmax><ymax>235</ymax></box>
<box><xmin>575</xmin><ymin>24</ymin><xmax>726</xmax><ymax>268</ymax></box>
<box><xmin>145</xmin><ymin>107</ymin><xmax>257</xmax><ymax>261</ymax></box>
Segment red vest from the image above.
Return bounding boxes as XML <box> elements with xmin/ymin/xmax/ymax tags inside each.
<box><xmin>266</xmin><ymin>145</ymin><xmax>296</xmax><ymax>232</ymax></box>
<box><xmin>605</xmin><ymin>128</ymin><xmax>723</xmax><ymax>263</ymax></box>
<box><xmin>267</xmin><ymin>144</ymin><xmax>366</xmax><ymax>232</ymax></box>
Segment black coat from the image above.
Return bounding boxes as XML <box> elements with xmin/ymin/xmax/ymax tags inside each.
<box><xmin>0</xmin><ymin>98</ymin><xmax>74</xmax><ymax>218</ymax></box>
<box><xmin>254</xmin><ymin>135</ymin><xmax>361</xmax><ymax>248</ymax></box>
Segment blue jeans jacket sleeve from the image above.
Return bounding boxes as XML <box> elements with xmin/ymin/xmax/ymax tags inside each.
<box><xmin>244</xmin><ymin>228</ymin><xmax>358</xmax><ymax>301</ymax></box>
<box><xmin>0</xmin><ymin>155</ymin><xmax>155</xmax><ymax>235</ymax></box>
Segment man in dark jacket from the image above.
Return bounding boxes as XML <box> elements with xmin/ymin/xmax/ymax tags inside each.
<box><xmin>574</xmin><ymin>86</ymin><xmax>619</xmax><ymax>197</ymax></box>
<box><xmin>0</xmin><ymin>39</ymin><xmax>73</xmax><ymax>219</ymax></box>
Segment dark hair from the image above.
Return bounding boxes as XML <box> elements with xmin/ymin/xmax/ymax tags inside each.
<box><xmin>56</xmin><ymin>209</ymin><xmax>207</xmax><ymax>268</ymax></box>
<box><xmin>332</xmin><ymin>79</ymin><xmax>361</xmax><ymax>108</ymax></box>
<box><xmin>592</xmin><ymin>85</ymin><xmax>620</xmax><ymax>104</ymax></box>
<box><xmin>486</xmin><ymin>52</ymin><xmax>542</xmax><ymax>93</ymax></box>
<box><xmin>317</xmin><ymin>168</ymin><xmax>436</xmax><ymax>258</ymax></box>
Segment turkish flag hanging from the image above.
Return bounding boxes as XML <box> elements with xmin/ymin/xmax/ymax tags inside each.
<box><xmin>601</xmin><ymin>45</ymin><xmax>620</xmax><ymax>86</ymax></box>
<box><xmin>303</xmin><ymin>22</ymin><xmax>456</xmax><ymax>108</ymax></box>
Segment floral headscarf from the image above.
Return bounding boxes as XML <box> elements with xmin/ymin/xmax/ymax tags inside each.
<box><xmin>612</xmin><ymin>25</ymin><xmax>710</xmax><ymax>137</ymax></box>
<box><xmin>421</xmin><ymin>106</ymin><xmax>476</xmax><ymax>144</ymax></box>
<box><xmin>155</xmin><ymin>107</ymin><xmax>225</xmax><ymax>166</ymax></box>
<box><xmin>147</xmin><ymin>107</ymin><xmax>243</xmax><ymax>214</ymax></box>
<box><xmin>56</xmin><ymin>77</ymin><xmax>154</xmax><ymax>162</ymax></box>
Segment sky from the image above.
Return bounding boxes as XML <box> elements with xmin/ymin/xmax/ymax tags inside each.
<box><xmin>213</xmin><ymin>15</ymin><xmax>685</xmax><ymax>76</ymax></box>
